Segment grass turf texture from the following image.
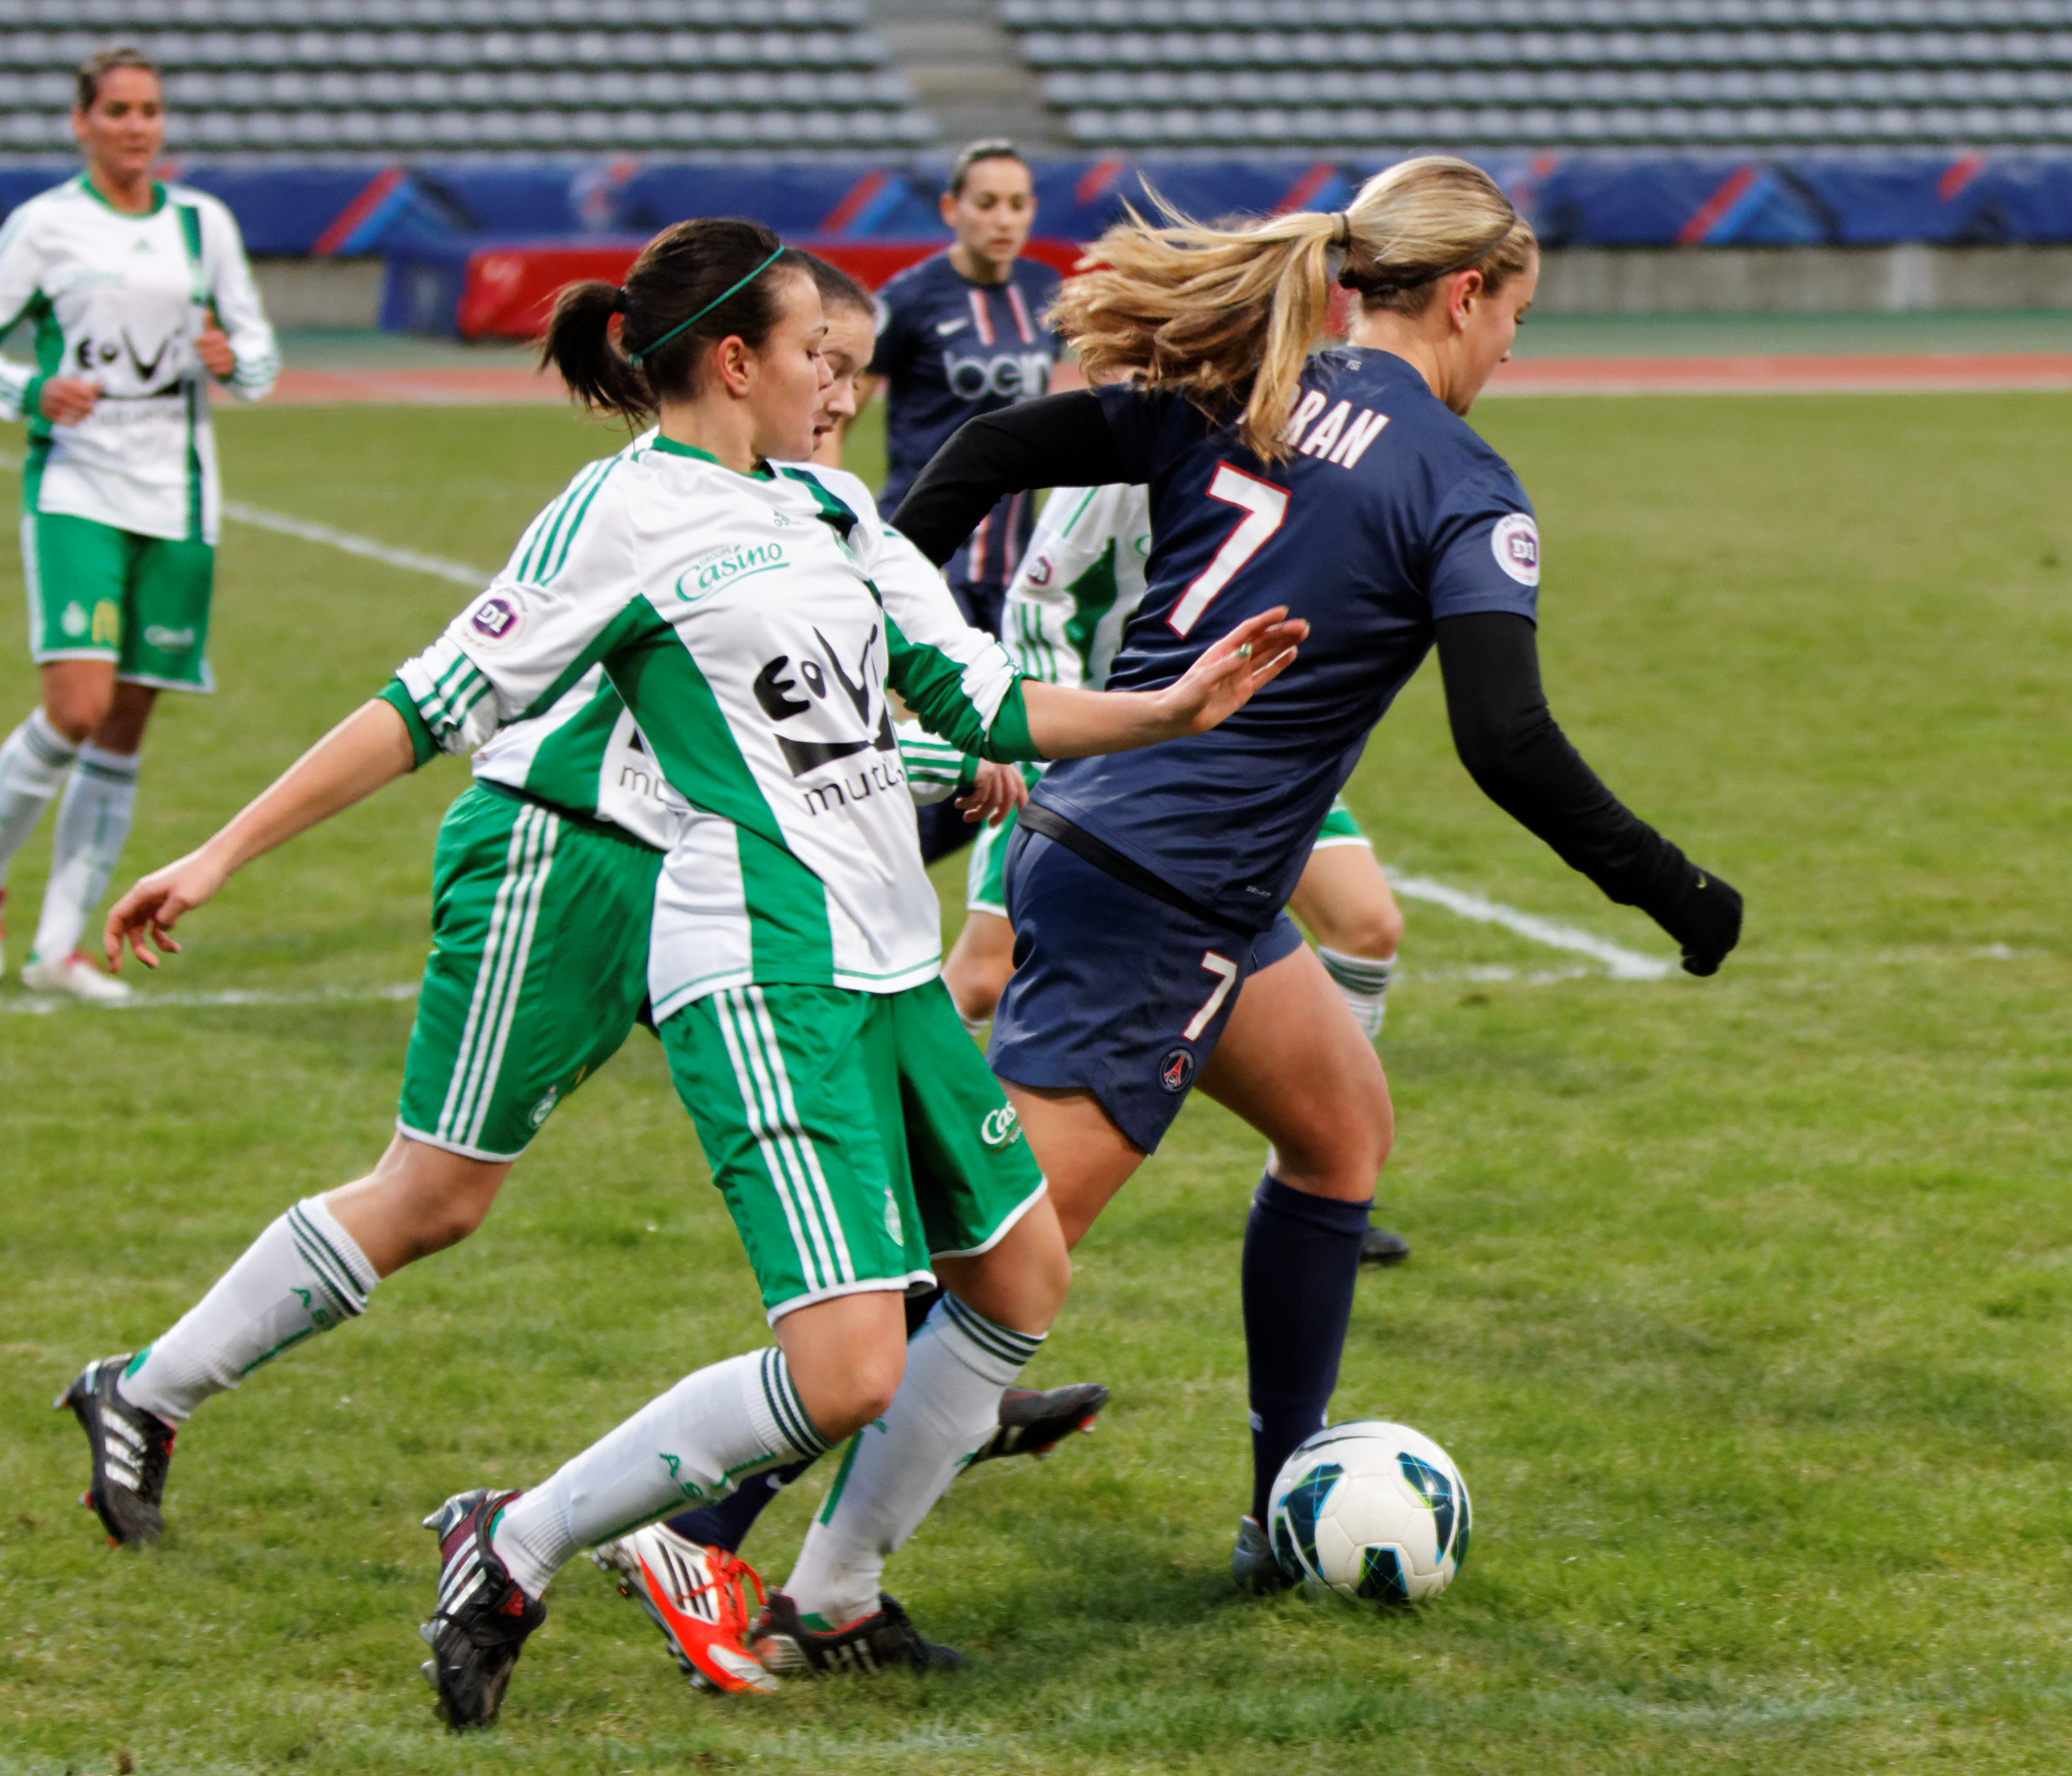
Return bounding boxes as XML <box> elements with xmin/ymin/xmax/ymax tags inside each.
<box><xmin>2</xmin><ymin>391</ymin><xmax>2069</xmax><ymax>1775</ymax></box>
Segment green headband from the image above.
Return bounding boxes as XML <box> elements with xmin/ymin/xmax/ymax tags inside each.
<box><xmin>625</xmin><ymin>245</ymin><xmax>787</xmax><ymax>368</ymax></box>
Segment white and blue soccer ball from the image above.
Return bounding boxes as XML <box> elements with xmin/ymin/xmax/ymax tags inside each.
<box><xmin>1266</xmin><ymin>1420</ymin><xmax>1471</xmax><ymax>1604</ymax></box>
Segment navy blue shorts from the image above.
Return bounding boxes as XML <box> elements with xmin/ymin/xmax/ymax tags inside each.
<box><xmin>988</xmin><ymin>828</ymin><xmax>1305</xmax><ymax>1155</ymax></box>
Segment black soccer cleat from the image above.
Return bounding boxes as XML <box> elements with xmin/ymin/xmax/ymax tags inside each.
<box><xmin>418</xmin><ymin>1488</ymin><xmax>546</xmax><ymax>1730</ymax></box>
<box><xmin>1231</xmin><ymin>1514</ymin><xmax>1296</xmax><ymax>1594</ymax></box>
<box><xmin>748</xmin><ymin>1590</ymin><xmax>967</xmax><ymax>1679</ymax></box>
<box><xmin>969</xmin><ymin>1381</ymin><xmax>1110</xmax><ymax>1464</ymax></box>
<box><xmin>55</xmin><ymin>1356</ymin><xmax>177</xmax><ymax>1547</ymax></box>
<box><xmin>1360</xmin><ymin>1226</ymin><xmax>1410</xmax><ymax>1267</ymax></box>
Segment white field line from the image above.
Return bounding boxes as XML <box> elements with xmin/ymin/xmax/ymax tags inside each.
<box><xmin>1</xmin><ymin>982</ymin><xmax>419</xmax><ymax>1014</ymax></box>
<box><xmin>0</xmin><ymin>448</ymin><xmax>489</xmax><ymax>587</ymax></box>
<box><xmin>220</xmin><ymin>500</ymin><xmax>488</xmax><ymax>585</ymax></box>
<box><xmin>1386</xmin><ymin>871</ymin><xmax>1675</xmax><ymax>981</ymax></box>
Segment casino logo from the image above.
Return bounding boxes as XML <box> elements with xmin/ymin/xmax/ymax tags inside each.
<box><xmin>1157</xmin><ymin>1045</ymin><xmax>1196</xmax><ymax>1094</ymax></box>
<box><xmin>981</xmin><ymin>1104</ymin><xmax>1022</xmax><ymax>1149</ymax></box>
<box><xmin>468</xmin><ymin>593</ymin><xmax>526</xmax><ymax>646</ymax></box>
<box><xmin>144</xmin><ymin>624</ymin><xmax>194</xmax><ymax>651</ymax></box>
<box><xmin>1023</xmin><ymin>552</ymin><xmax>1054</xmax><ymax>588</ymax></box>
<box><xmin>528</xmin><ymin>1086</ymin><xmax>560</xmax><ymax>1128</ymax></box>
<box><xmin>1491</xmin><ymin>512</ymin><xmax>1540</xmax><ymax>587</ymax></box>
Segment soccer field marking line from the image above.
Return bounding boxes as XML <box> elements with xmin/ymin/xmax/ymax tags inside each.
<box><xmin>1385</xmin><ymin>870</ymin><xmax>1675</xmax><ymax>981</ymax></box>
<box><xmin>0</xmin><ymin>448</ymin><xmax>490</xmax><ymax>588</ymax></box>
<box><xmin>0</xmin><ymin>982</ymin><xmax>420</xmax><ymax>1016</ymax></box>
<box><xmin>218</xmin><ymin>500</ymin><xmax>489</xmax><ymax>586</ymax></box>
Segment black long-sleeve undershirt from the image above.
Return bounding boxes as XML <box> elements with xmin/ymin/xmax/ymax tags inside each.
<box><xmin>892</xmin><ymin>392</ymin><xmax>1739</xmax><ymax>968</ymax></box>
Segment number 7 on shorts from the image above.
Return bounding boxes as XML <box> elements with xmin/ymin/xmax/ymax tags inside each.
<box><xmin>1184</xmin><ymin>951</ymin><xmax>1239</xmax><ymax>1041</ymax></box>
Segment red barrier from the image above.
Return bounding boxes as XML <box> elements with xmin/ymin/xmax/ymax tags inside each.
<box><xmin>456</xmin><ymin>235</ymin><xmax>1088</xmax><ymax>340</ymax></box>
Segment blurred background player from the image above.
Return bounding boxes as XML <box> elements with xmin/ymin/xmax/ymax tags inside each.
<box><xmin>943</xmin><ymin>480</ymin><xmax>1410</xmax><ymax>1266</ymax></box>
<box><xmin>0</xmin><ymin>47</ymin><xmax>276</xmax><ymax>999</ymax></box>
<box><xmin>867</xmin><ymin>138</ymin><xmax>1075</xmax><ymax>861</ymax></box>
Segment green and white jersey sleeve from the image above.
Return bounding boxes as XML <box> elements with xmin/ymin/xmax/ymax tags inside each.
<box><xmin>469</xmin><ymin>666</ymin><xmax>684</xmax><ymax>851</ymax></box>
<box><xmin>390</xmin><ymin>434</ymin><xmax>1038</xmax><ymax>1022</ymax></box>
<box><xmin>0</xmin><ymin>176</ymin><xmax>277</xmax><ymax>543</ymax></box>
<box><xmin>1000</xmin><ymin>482</ymin><xmax>1152</xmax><ymax>693</ymax></box>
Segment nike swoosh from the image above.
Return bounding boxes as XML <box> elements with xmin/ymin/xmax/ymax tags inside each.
<box><xmin>935</xmin><ymin>318</ymin><xmax>969</xmax><ymax>336</ymax></box>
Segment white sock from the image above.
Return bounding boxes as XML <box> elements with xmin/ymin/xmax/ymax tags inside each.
<box><xmin>31</xmin><ymin>742</ymin><xmax>139</xmax><ymax>964</ymax></box>
<box><xmin>956</xmin><ymin>1006</ymin><xmax>989</xmax><ymax>1042</ymax></box>
<box><xmin>784</xmin><ymin>1295</ymin><xmax>1043</xmax><ymax>1627</ymax></box>
<box><xmin>493</xmin><ymin>1348</ymin><xmax>829</xmax><ymax>1599</ymax></box>
<box><xmin>117</xmin><ymin>1198</ymin><xmax>378</xmax><ymax>1425</ymax></box>
<box><xmin>0</xmin><ymin>710</ymin><xmax>79</xmax><ymax>886</ymax></box>
<box><xmin>1317</xmin><ymin>947</ymin><xmax>1395</xmax><ymax>1040</ymax></box>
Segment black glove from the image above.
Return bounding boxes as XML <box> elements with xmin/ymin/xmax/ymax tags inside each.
<box><xmin>1641</xmin><ymin>863</ymin><xmax>1743</xmax><ymax>977</ymax></box>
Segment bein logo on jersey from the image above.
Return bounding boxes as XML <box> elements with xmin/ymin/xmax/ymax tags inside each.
<box><xmin>468</xmin><ymin>595</ymin><xmax>526</xmax><ymax>646</ymax></box>
<box><xmin>1158</xmin><ymin>1047</ymin><xmax>1196</xmax><ymax>1094</ymax></box>
<box><xmin>1491</xmin><ymin>513</ymin><xmax>1540</xmax><ymax>587</ymax></box>
<box><xmin>942</xmin><ymin>349</ymin><xmax>1053</xmax><ymax>403</ymax></box>
<box><xmin>980</xmin><ymin>1104</ymin><xmax>1022</xmax><ymax>1149</ymax></box>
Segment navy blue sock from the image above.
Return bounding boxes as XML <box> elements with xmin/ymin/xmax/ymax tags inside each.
<box><xmin>1241</xmin><ymin>1172</ymin><xmax>1371</xmax><ymax>1526</ymax></box>
<box><xmin>664</xmin><ymin>1458</ymin><xmax>813</xmax><ymax>1553</ymax></box>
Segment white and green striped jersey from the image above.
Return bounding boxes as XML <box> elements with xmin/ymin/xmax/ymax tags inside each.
<box><xmin>461</xmin><ymin>673</ymin><xmax>974</xmax><ymax>855</ymax></box>
<box><xmin>390</xmin><ymin>436</ymin><xmax>1035</xmax><ymax>1020</ymax></box>
<box><xmin>0</xmin><ymin>176</ymin><xmax>278</xmax><ymax>544</ymax></box>
<box><xmin>1002</xmin><ymin>483</ymin><xmax>1152</xmax><ymax>694</ymax></box>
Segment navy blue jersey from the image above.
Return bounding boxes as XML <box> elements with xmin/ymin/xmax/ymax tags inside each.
<box><xmin>1032</xmin><ymin>349</ymin><xmax>1543</xmax><ymax>928</ymax></box>
<box><xmin>872</xmin><ymin>251</ymin><xmax>1061</xmax><ymax>597</ymax></box>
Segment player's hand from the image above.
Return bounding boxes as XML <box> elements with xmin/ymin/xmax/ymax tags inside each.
<box><xmin>195</xmin><ymin>317</ymin><xmax>236</xmax><ymax>380</ymax></box>
<box><xmin>1649</xmin><ymin>865</ymin><xmax>1743</xmax><ymax>977</ymax></box>
<box><xmin>103</xmin><ymin>849</ymin><xmax>230</xmax><ymax>972</ymax></box>
<box><xmin>38</xmin><ymin>378</ymin><xmax>99</xmax><ymax>425</ymax></box>
<box><xmin>1154</xmin><ymin>607</ymin><xmax>1307</xmax><ymax>738</ymax></box>
<box><xmin>956</xmin><ymin>758</ymin><xmax>1028</xmax><ymax>826</ymax></box>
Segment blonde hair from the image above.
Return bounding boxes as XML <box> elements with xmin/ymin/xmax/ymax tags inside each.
<box><xmin>1052</xmin><ymin>155</ymin><xmax>1536</xmax><ymax>461</ymax></box>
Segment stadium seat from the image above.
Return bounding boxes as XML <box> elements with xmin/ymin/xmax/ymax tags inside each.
<box><xmin>0</xmin><ymin>0</ymin><xmax>920</xmax><ymax>161</ymax></box>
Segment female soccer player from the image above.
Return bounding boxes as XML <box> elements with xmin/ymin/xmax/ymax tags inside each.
<box><xmin>891</xmin><ymin>156</ymin><xmax>1744</xmax><ymax>1590</ymax></box>
<box><xmin>55</xmin><ymin>252</ymin><xmax>1041</xmax><ymax>1659</ymax></box>
<box><xmin>944</xmin><ymin>480</ymin><xmax>1412</xmax><ymax>1268</ymax></box>
<box><xmin>101</xmin><ymin>220</ymin><xmax>1298</xmax><ymax>1724</ymax></box>
<box><xmin>946</xmin><ymin>480</ymin><xmax>1405</xmax><ymax>1045</ymax></box>
<box><xmin>0</xmin><ymin>47</ymin><xmax>276</xmax><ymax>999</ymax></box>
<box><xmin>870</xmin><ymin>139</ymin><xmax>1075</xmax><ymax>863</ymax></box>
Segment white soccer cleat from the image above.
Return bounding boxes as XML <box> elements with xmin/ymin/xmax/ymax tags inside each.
<box><xmin>21</xmin><ymin>950</ymin><xmax>134</xmax><ymax>1003</ymax></box>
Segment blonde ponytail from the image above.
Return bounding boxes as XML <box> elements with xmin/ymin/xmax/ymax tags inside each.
<box><xmin>1052</xmin><ymin>156</ymin><xmax>1536</xmax><ymax>463</ymax></box>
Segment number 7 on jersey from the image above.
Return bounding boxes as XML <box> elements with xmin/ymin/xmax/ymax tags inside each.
<box><xmin>1168</xmin><ymin>463</ymin><xmax>1290</xmax><ymax>637</ymax></box>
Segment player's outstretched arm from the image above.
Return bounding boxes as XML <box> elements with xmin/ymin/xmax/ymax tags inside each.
<box><xmin>1434</xmin><ymin>609</ymin><xmax>1742</xmax><ymax>977</ymax></box>
<box><xmin>1025</xmin><ymin>605</ymin><xmax>1307</xmax><ymax>758</ymax></box>
<box><xmin>104</xmin><ymin>700</ymin><xmax>417</xmax><ymax>972</ymax></box>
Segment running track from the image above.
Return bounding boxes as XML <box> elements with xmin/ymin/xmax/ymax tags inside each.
<box><xmin>254</xmin><ymin>352</ymin><xmax>2072</xmax><ymax>407</ymax></box>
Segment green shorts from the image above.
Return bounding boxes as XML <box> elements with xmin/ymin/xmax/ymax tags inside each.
<box><xmin>398</xmin><ymin>783</ymin><xmax>662</xmax><ymax>1162</ymax></box>
<box><xmin>22</xmin><ymin>509</ymin><xmax>215</xmax><ymax>690</ymax></box>
<box><xmin>660</xmin><ymin>978</ymin><xmax>1047</xmax><ymax>1322</ymax></box>
<box><xmin>1312</xmin><ymin>795</ymin><xmax>1370</xmax><ymax>851</ymax></box>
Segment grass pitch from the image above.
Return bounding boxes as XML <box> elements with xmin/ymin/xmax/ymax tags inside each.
<box><xmin>3</xmin><ymin>390</ymin><xmax>2069</xmax><ymax>1775</ymax></box>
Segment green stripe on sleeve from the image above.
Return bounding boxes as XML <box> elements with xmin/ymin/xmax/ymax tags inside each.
<box><xmin>379</xmin><ymin>680</ymin><xmax>437</xmax><ymax>768</ymax></box>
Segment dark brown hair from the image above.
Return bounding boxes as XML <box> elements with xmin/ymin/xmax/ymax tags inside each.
<box><xmin>798</xmin><ymin>250</ymin><xmax>873</xmax><ymax>320</ymax></box>
<box><xmin>76</xmin><ymin>47</ymin><xmax>159</xmax><ymax>112</ymax></box>
<box><xmin>947</xmin><ymin>139</ymin><xmax>1027</xmax><ymax>199</ymax></box>
<box><xmin>539</xmin><ymin>218</ymin><xmax>807</xmax><ymax>425</ymax></box>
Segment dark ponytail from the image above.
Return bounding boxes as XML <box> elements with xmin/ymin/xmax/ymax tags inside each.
<box><xmin>540</xmin><ymin>218</ymin><xmax>806</xmax><ymax>427</ymax></box>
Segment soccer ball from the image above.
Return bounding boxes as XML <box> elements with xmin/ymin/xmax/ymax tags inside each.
<box><xmin>1266</xmin><ymin>1420</ymin><xmax>1471</xmax><ymax>1603</ymax></box>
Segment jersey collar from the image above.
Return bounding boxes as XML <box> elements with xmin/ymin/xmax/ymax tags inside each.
<box><xmin>648</xmin><ymin>434</ymin><xmax>775</xmax><ymax>480</ymax></box>
<box><xmin>75</xmin><ymin>172</ymin><xmax>167</xmax><ymax>218</ymax></box>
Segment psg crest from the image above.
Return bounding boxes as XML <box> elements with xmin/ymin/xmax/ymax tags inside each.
<box><xmin>1157</xmin><ymin>1046</ymin><xmax>1196</xmax><ymax>1093</ymax></box>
